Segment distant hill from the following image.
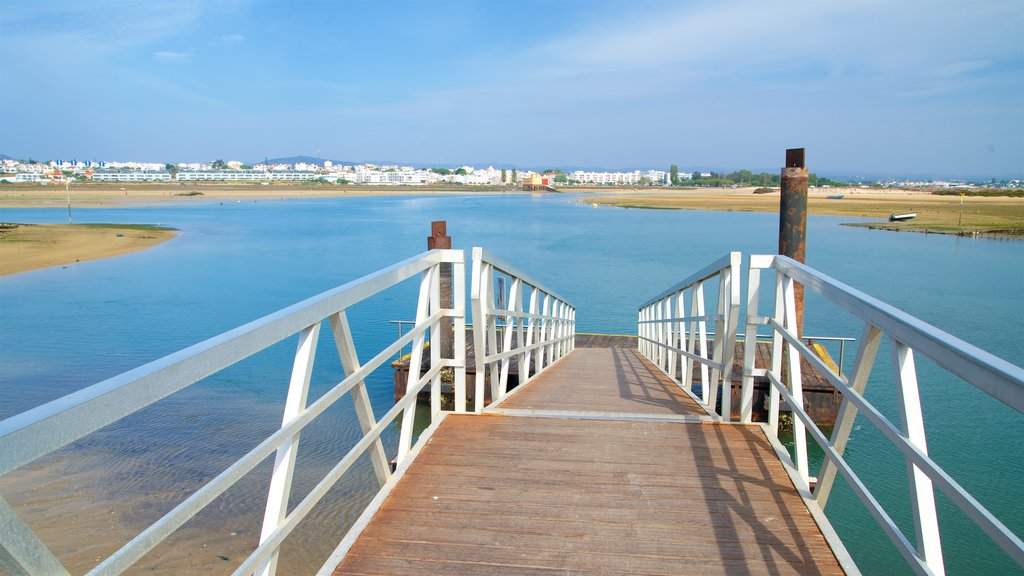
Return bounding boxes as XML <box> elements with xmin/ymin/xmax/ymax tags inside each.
<box><xmin>258</xmin><ymin>155</ymin><xmax>357</xmax><ymax>167</ymax></box>
<box><xmin>0</xmin><ymin>154</ymin><xmax>13</xmax><ymax>161</ymax></box>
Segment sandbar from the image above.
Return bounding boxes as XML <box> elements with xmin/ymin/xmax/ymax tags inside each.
<box><xmin>0</xmin><ymin>181</ymin><xmax>511</xmax><ymax>208</ymax></box>
<box><xmin>583</xmin><ymin>186</ymin><xmax>1024</xmax><ymax>237</ymax></box>
<box><xmin>0</xmin><ymin>223</ymin><xmax>177</xmax><ymax>276</ymax></box>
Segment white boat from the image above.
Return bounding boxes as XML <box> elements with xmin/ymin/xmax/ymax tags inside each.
<box><xmin>889</xmin><ymin>212</ymin><xmax>917</xmax><ymax>222</ymax></box>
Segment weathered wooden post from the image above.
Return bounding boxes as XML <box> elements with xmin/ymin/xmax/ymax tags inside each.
<box><xmin>779</xmin><ymin>148</ymin><xmax>807</xmax><ymax>332</ymax></box>
<box><xmin>427</xmin><ymin>221</ymin><xmax>454</xmax><ymax>359</ymax></box>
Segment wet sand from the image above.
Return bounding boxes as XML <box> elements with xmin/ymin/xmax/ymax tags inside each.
<box><xmin>0</xmin><ymin>223</ymin><xmax>178</xmax><ymax>276</ymax></box>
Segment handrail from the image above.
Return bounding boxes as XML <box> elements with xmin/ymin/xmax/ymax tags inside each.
<box><xmin>740</xmin><ymin>254</ymin><xmax>1024</xmax><ymax>576</ymax></box>
<box><xmin>637</xmin><ymin>252</ymin><xmax>741</xmax><ymax>420</ymax></box>
<box><xmin>471</xmin><ymin>247</ymin><xmax>576</xmax><ymax>411</ymax></box>
<box><xmin>0</xmin><ymin>249</ymin><xmax>466</xmax><ymax>576</ymax></box>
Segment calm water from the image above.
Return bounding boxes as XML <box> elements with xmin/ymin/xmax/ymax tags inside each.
<box><xmin>1</xmin><ymin>194</ymin><xmax>1021</xmax><ymax>574</ymax></box>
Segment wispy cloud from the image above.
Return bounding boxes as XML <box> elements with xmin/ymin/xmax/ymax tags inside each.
<box><xmin>153</xmin><ymin>50</ymin><xmax>192</xmax><ymax>63</ymax></box>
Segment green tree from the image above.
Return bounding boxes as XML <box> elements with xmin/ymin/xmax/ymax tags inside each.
<box><xmin>431</xmin><ymin>167</ymin><xmax>451</xmax><ymax>175</ymax></box>
<box><xmin>670</xmin><ymin>164</ymin><xmax>679</xmax><ymax>185</ymax></box>
<box><xmin>501</xmin><ymin>169</ymin><xmax>507</xmax><ymax>184</ymax></box>
<box><xmin>511</xmin><ymin>169</ymin><xmax>518</xmax><ymax>183</ymax></box>
<box><xmin>211</xmin><ymin>159</ymin><xmax>227</xmax><ymax>169</ymax></box>
<box><xmin>454</xmin><ymin>167</ymin><xmax>468</xmax><ymax>176</ymax></box>
<box><xmin>554</xmin><ymin>173</ymin><xmax>568</xmax><ymax>184</ymax></box>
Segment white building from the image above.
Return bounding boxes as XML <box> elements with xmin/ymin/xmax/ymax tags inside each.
<box><xmin>570</xmin><ymin>170</ymin><xmax>669</xmax><ymax>186</ymax></box>
<box><xmin>91</xmin><ymin>170</ymin><xmax>172</xmax><ymax>182</ymax></box>
<box><xmin>176</xmin><ymin>170</ymin><xmax>319</xmax><ymax>182</ymax></box>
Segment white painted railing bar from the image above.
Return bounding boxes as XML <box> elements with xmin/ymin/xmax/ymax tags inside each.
<box><xmin>638</xmin><ymin>314</ymin><xmax>718</xmax><ymax>324</ymax></box>
<box><xmin>232</xmin><ymin>359</ymin><xmax>449</xmax><ymax>576</ymax></box>
<box><xmin>82</xmin><ymin>307</ymin><xmax>450</xmax><ymax>575</ymax></box>
<box><xmin>638</xmin><ymin>252</ymin><xmax>736</xmax><ymax>308</ymax></box>
<box><xmin>635</xmin><ymin>336</ymin><xmax>727</xmax><ymax>372</ymax></box>
<box><xmin>484</xmin><ymin>334</ymin><xmax>576</xmax><ymax>364</ymax></box>
<box><xmin>471</xmin><ymin>248</ymin><xmax>571</xmax><ymax>305</ymax></box>
<box><xmin>761</xmin><ymin>332</ymin><xmax>1024</xmax><ymax>566</ymax></box>
<box><xmin>0</xmin><ymin>249</ymin><xmax>466</xmax><ymax>576</ymax></box>
<box><xmin>771</xmin><ymin>256</ymin><xmax>1024</xmax><ymax>413</ymax></box>
<box><xmin>0</xmin><ymin>249</ymin><xmax>457</xmax><ymax>477</ymax></box>
<box><xmin>761</xmin><ymin>371</ymin><xmax>935</xmax><ymax>575</ymax></box>
<box><xmin>637</xmin><ymin>252</ymin><xmax>740</xmax><ymax>420</ymax></box>
<box><xmin>744</xmin><ymin>254</ymin><xmax>1024</xmax><ymax>575</ymax></box>
<box><xmin>472</xmin><ymin>247</ymin><xmax>576</xmax><ymax>409</ymax></box>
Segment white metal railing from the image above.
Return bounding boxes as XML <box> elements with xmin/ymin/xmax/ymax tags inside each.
<box><xmin>0</xmin><ymin>249</ymin><xmax>465</xmax><ymax>576</ymax></box>
<box><xmin>471</xmin><ymin>248</ymin><xmax>576</xmax><ymax>411</ymax></box>
<box><xmin>739</xmin><ymin>254</ymin><xmax>1024</xmax><ymax>576</ymax></box>
<box><xmin>637</xmin><ymin>252</ymin><xmax>741</xmax><ymax>420</ymax></box>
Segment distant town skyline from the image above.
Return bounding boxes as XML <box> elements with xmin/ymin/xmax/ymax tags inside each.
<box><xmin>2</xmin><ymin>1</ymin><xmax>1022</xmax><ymax>179</ymax></box>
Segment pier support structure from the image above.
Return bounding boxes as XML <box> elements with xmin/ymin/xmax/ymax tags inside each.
<box><xmin>427</xmin><ymin>221</ymin><xmax>454</xmax><ymax>359</ymax></box>
<box><xmin>779</xmin><ymin>148</ymin><xmax>808</xmax><ymax>332</ymax></box>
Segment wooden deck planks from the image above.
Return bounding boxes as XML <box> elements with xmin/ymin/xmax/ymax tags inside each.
<box><xmin>496</xmin><ymin>347</ymin><xmax>709</xmax><ymax>416</ymax></box>
<box><xmin>332</xmin><ymin>413</ymin><xmax>844</xmax><ymax>575</ymax></box>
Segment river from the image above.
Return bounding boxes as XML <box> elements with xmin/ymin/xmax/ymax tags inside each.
<box><xmin>1</xmin><ymin>193</ymin><xmax>1021</xmax><ymax>574</ymax></box>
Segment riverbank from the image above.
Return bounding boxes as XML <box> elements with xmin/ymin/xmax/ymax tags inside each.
<box><xmin>0</xmin><ymin>223</ymin><xmax>177</xmax><ymax>276</ymax></box>
<box><xmin>0</xmin><ymin>182</ymin><xmax>514</xmax><ymax>208</ymax></box>
<box><xmin>583</xmin><ymin>186</ymin><xmax>1024</xmax><ymax>237</ymax></box>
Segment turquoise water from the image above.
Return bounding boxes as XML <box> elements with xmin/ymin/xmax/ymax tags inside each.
<box><xmin>1</xmin><ymin>194</ymin><xmax>1021</xmax><ymax>574</ymax></box>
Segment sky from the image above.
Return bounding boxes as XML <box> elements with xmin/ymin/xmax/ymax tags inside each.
<box><xmin>1</xmin><ymin>0</ymin><xmax>1022</xmax><ymax>178</ymax></box>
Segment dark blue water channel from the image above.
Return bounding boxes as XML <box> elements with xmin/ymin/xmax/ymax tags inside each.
<box><xmin>1</xmin><ymin>193</ymin><xmax>1021</xmax><ymax>574</ymax></box>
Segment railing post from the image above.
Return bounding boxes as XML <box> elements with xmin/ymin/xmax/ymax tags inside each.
<box><xmin>486</xmin><ymin>268</ymin><xmax>500</xmax><ymax>404</ymax></box>
<box><xmin>329</xmin><ymin>312</ymin><xmax>391</xmax><ymax>487</ymax></box>
<box><xmin>740</xmin><ymin>257</ymin><xmax>766</xmax><ymax>423</ymax></box>
<box><xmin>767</xmin><ymin>271</ymin><xmax>785</xmax><ymax>439</ymax></box>
<box><xmin>429</xmin><ymin>261</ymin><xmax>442</xmax><ymax>421</ymax></box>
<box><xmin>782</xmin><ymin>275</ymin><xmax>809</xmax><ymax>486</ymax></box>
<box><xmin>523</xmin><ymin>288</ymin><xmax>539</xmax><ymax>384</ymax></box>
<box><xmin>693</xmin><ymin>284</ymin><xmax>710</xmax><ymax>404</ymax></box>
<box><xmin>815</xmin><ymin>322</ymin><xmax>881</xmax><ymax>507</ymax></box>
<box><xmin>0</xmin><ymin>496</ymin><xmax>71</xmax><ymax>576</ymax></box>
<box><xmin>452</xmin><ymin>253</ymin><xmax>467</xmax><ymax>413</ymax></box>
<box><xmin>257</xmin><ymin>322</ymin><xmax>320</xmax><ymax>576</ymax></box>
<box><xmin>498</xmin><ymin>278</ymin><xmax>521</xmax><ymax>400</ymax></box>
<box><xmin>398</xmin><ymin>265</ymin><xmax>435</xmax><ymax>463</ymax></box>
<box><xmin>470</xmin><ymin>248</ymin><xmax>487</xmax><ymax>412</ymax></box>
<box><xmin>891</xmin><ymin>336</ymin><xmax>945</xmax><ymax>575</ymax></box>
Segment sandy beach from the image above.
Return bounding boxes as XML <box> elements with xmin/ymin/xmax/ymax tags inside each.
<box><xmin>0</xmin><ymin>181</ymin><xmax>510</xmax><ymax>208</ymax></box>
<box><xmin>0</xmin><ymin>223</ymin><xmax>177</xmax><ymax>276</ymax></box>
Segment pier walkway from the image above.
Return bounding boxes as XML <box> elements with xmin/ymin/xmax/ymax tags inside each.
<box><xmin>332</xmin><ymin>345</ymin><xmax>845</xmax><ymax>575</ymax></box>
<box><xmin>3</xmin><ymin>246</ymin><xmax>1021</xmax><ymax>576</ymax></box>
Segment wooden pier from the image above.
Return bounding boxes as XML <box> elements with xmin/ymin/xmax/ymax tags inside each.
<box><xmin>395</xmin><ymin>331</ymin><xmax>843</xmax><ymax>424</ymax></box>
<box><xmin>333</xmin><ymin>346</ymin><xmax>847</xmax><ymax>575</ymax></box>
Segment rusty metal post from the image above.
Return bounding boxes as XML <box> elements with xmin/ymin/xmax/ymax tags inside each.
<box><xmin>779</xmin><ymin>148</ymin><xmax>807</xmax><ymax>333</ymax></box>
<box><xmin>427</xmin><ymin>221</ymin><xmax>454</xmax><ymax>359</ymax></box>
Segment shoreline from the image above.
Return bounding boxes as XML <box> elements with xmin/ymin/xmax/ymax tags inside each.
<box><xmin>0</xmin><ymin>182</ymin><xmax>517</xmax><ymax>208</ymax></box>
<box><xmin>581</xmin><ymin>186</ymin><xmax>1024</xmax><ymax>238</ymax></box>
<box><xmin>0</xmin><ymin>223</ymin><xmax>178</xmax><ymax>276</ymax></box>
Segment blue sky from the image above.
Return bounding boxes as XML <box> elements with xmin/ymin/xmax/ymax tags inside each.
<box><xmin>1</xmin><ymin>0</ymin><xmax>1022</xmax><ymax>178</ymax></box>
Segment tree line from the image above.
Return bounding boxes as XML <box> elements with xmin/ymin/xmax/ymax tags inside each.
<box><xmin>669</xmin><ymin>164</ymin><xmax>844</xmax><ymax>187</ymax></box>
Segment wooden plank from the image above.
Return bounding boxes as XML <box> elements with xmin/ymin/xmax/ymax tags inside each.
<box><xmin>497</xmin><ymin>347</ymin><xmax>708</xmax><ymax>416</ymax></box>
<box><xmin>331</xmin><ymin>412</ymin><xmax>845</xmax><ymax>575</ymax></box>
